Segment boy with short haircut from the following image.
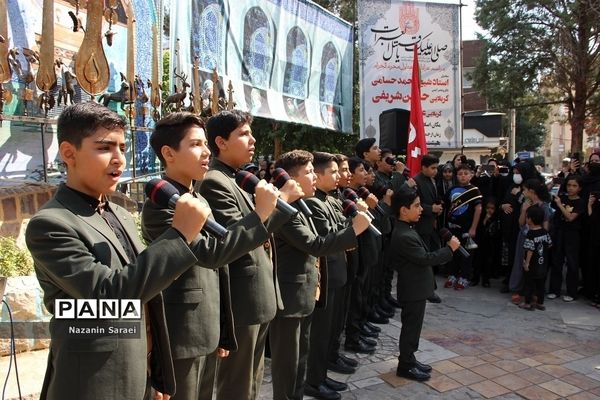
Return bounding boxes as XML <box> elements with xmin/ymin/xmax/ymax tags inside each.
<box><xmin>141</xmin><ymin>112</ymin><xmax>280</xmax><ymax>399</ymax></box>
<box><xmin>445</xmin><ymin>164</ymin><xmax>483</xmax><ymax>290</ymax></box>
<box><xmin>25</xmin><ymin>102</ymin><xmax>210</xmax><ymax>400</ymax></box>
<box><xmin>390</xmin><ymin>188</ymin><xmax>459</xmax><ymax>381</ymax></box>
<box><xmin>520</xmin><ymin>204</ymin><xmax>552</xmax><ymax>310</ymax></box>
<box><xmin>198</xmin><ymin>110</ymin><xmax>302</xmax><ymax>400</ymax></box>
<box><xmin>345</xmin><ymin>157</ymin><xmax>392</xmax><ymax>352</ymax></box>
<box><xmin>304</xmin><ymin>152</ymin><xmax>358</xmax><ymax>397</ymax></box>
<box><xmin>269</xmin><ymin>149</ymin><xmax>369</xmax><ymax>400</ymax></box>
<box><xmin>355</xmin><ymin>137</ymin><xmax>381</xmax><ymax>165</ymax></box>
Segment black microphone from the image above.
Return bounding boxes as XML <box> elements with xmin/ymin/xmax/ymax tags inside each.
<box><xmin>145</xmin><ymin>178</ymin><xmax>229</xmax><ymax>242</ymax></box>
<box><xmin>271</xmin><ymin>168</ymin><xmax>313</xmax><ymax>217</ymax></box>
<box><xmin>235</xmin><ymin>171</ymin><xmax>298</xmax><ymax>217</ymax></box>
<box><xmin>341</xmin><ymin>199</ymin><xmax>381</xmax><ymax>237</ymax></box>
<box><xmin>439</xmin><ymin>228</ymin><xmax>469</xmax><ymax>258</ymax></box>
<box><xmin>342</xmin><ymin>188</ymin><xmax>375</xmax><ymax>220</ymax></box>
<box><xmin>356</xmin><ymin>186</ymin><xmax>386</xmax><ymax>215</ymax></box>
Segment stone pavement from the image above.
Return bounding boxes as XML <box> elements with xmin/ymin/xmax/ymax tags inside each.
<box><xmin>2</xmin><ymin>276</ymin><xmax>599</xmax><ymax>399</ymax></box>
<box><xmin>260</xmin><ymin>276</ymin><xmax>600</xmax><ymax>399</ymax></box>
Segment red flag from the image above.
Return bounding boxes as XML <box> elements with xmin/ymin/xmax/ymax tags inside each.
<box><xmin>406</xmin><ymin>46</ymin><xmax>428</xmax><ymax>177</ymax></box>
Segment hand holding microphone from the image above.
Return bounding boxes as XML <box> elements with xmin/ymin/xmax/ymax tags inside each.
<box><xmin>342</xmin><ymin>188</ymin><xmax>375</xmax><ymax>219</ymax></box>
<box><xmin>235</xmin><ymin>171</ymin><xmax>298</xmax><ymax>217</ymax></box>
<box><xmin>439</xmin><ymin>228</ymin><xmax>468</xmax><ymax>257</ymax></box>
<box><xmin>271</xmin><ymin>168</ymin><xmax>312</xmax><ymax>216</ymax></box>
<box><xmin>145</xmin><ymin>179</ymin><xmax>224</xmax><ymax>243</ymax></box>
<box><xmin>342</xmin><ymin>199</ymin><xmax>381</xmax><ymax>237</ymax></box>
<box><xmin>356</xmin><ymin>187</ymin><xmax>385</xmax><ymax>215</ymax></box>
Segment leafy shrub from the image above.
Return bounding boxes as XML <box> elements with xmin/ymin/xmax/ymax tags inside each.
<box><xmin>0</xmin><ymin>237</ymin><xmax>34</xmax><ymax>277</ymax></box>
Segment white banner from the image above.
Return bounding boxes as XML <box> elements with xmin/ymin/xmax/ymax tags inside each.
<box><xmin>358</xmin><ymin>0</ymin><xmax>462</xmax><ymax>149</ymax></box>
<box><xmin>171</xmin><ymin>0</ymin><xmax>354</xmax><ymax>133</ymax></box>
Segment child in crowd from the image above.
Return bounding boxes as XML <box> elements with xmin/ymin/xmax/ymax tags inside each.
<box><xmin>472</xmin><ymin>197</ymin><xmax>501</xmax><ymax>287</ymax></box>
<box><xmin>548</xmin><ymin>175</ymin><xmax>585</xmax><ymax>302</ymax></box>
<box><xmin>445</xmin><ymin>164</ymin><xmax>482</xmax><ymax>290</ymax></box>
<box><xmin>508</xmin><ymin>178</ymin><xmax>551</xmax><ymax>304</ymax></box>
<box><xmin>520</xmin><ymin>205</ymin><xmax>552</xmax><ymax>310</ymax></box>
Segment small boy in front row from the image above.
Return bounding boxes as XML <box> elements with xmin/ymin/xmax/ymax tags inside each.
<box><xmin>520</xmin><ymin>205</ymin><xmax>552</xmax><ymax>311</ymax></box>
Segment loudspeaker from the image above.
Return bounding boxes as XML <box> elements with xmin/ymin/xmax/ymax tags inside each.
<box><xmin>379</xmin><ymin>108</ymin><xmax>410</xmax><ymax>155</ymax></box>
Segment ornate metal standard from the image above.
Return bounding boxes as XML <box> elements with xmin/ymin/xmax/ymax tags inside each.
<box><xmin>75</xmin><ymin>0</ymin><xmax>110</xmax><ymax>96</ymax></box>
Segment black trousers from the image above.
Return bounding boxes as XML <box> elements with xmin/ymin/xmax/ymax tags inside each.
<box><xmin>549</xmin><ymin>230</ymin><xmax>580</xmax><ymax>297</ymax></box>
<box><xmin>306</xmin><ymin>287</ymin><xmax>336</xmax><ymax>387</ymax></box>
<box><xmin>397</xmin><ymin>300</ymin><xmax>427</xmax><ymax>368</ymax></box>
<box><xmin>523</xmin><ymin>272</ymin><xmax>545</xmax><ymax>304</ymax></box>
<box><xmin>328</xmin><ymin>283</ymin><xmax>351</xmax><ymax>362</ymax></box>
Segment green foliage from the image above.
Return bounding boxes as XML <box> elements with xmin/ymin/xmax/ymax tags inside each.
<box><xmin>252</xmin><ymin>117</ymin><xmax>359</xmax><ymax>157</ymax></box>
<box><xmin>0</xmin><ymin>237</ymin><xmax>34</xmax><ymax>277</ymax></box>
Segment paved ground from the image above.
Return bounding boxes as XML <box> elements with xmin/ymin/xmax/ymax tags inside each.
<box><xmin>2</xmin><ymin>276</ymin><xmax>600</xmax><ymax>399</ymax></box>
<box><xmin>260</xmin><ymin>276</ymin><xmax>600</xmax><ymax>399</ymax></box>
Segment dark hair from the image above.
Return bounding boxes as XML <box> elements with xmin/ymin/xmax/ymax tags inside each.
<box><xmin>565</xmin><ymin>174</ymin><xmax>583</xmax><ymax>187</ymax></box>
<box><xmin>334</xmin><ymin>154</ymin><xmax>348</xmax><ymax>165</ymax></box>
<box><xmin>456</xmin><ymin>164</ymin><xmax>472</xmax><ymax>173</ymax></box>
<box><xmin>526</xmin><ymin>204</ymin><xmax>545</xmax><ymax>226</ymax></box>
<box><xmin>274</xmin><ymin>150</ymin><xmax>313</xmax><ymax>176</ymax></box>
<box><xmin>57</xmin><ymin>102</ymin><xmax>126</xmax><ymax>148</ymax></box>
<box><xmin>312</xmin><ymin>151</ymin><xmax>336</xmax><ymax>173</ymax></box>
<box><xmin>348</xmin><ymin>156</ymin><xmax>366</xmax><ymax>173</ymax></box>
<box><xmin>391</xmin><ymin>187</ymin><xmax>418</xmax><ymax>217</ymax></box>
<box><xmin>487</xmin><ymin>158</ymin><xmax>498</xmax><ymax>165</ymax></box>
<box><xmin>588</xmin><ymin>152</ymin><xmax>600</xmax><ymax>162</ymax></box>
<box><xmin>523</xmin><ymin>178</ymin><xmax>550</xmax><ymax>202</ymax></box>
<box><xmin>421</xmin><ymin>154</ymin><xmax>439</xmax><ymax>168</ymax></box>
<box><xmin>355</xmin><ymin>138</ymin><xmax>376</xmax><ymax>159</ymax></box>
<box><xmin>379</xmin><ymin>148</ymin><xmax>393</xmax><ymax>158</ymax></box>
<box><xmin>151</xmin><ymin>112</ymin><xmax>205</xmax><ymax>165</ymax></box>
<box><xmin>205</xmin><ymin>110</ymin><xmax>253</xmax><ymax>155</ymax></box>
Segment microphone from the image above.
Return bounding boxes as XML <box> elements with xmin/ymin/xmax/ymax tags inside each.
<box><xmin>356</xmin><ymin>186</ymin><xmax>386</xmax><ymax>215</ymax></box>
<box><xmin>342</xmin><ymin>188</ymin><xmax>375</xmax><ymax>220</ymax></box>
<box><xmin>271</xmin><ymin>168</ymin><xmax>313</xmax><ymax>217</ymax></box>
<box><xmin>439</xmin><ymin>228</ymin><xmax>469</xmax><ymax>258</ymax></box>
<box><xmin>235</xmin><ymin>171</ymin><xmax>298</xmax><ymax>217</ymax></box>
<box><xmin>341</xmin><ymin>199</ymin><xmax>381</xmax><ymax>237</ymax></box>
<box><xmin>145</xmin><ymin>178</ymin><xmax>229</xmax><ymax>242</ymax></box>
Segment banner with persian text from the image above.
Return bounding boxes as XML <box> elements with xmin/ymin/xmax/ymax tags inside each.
<box><xmin>358</xmin><ymin>0</ymin><xmax>462</xmax><ymax>149</ymax></box>
<box><xmin>171</xmin><ymin>0</ymin><xmax>354</xmax><ymax>133</ymax></box>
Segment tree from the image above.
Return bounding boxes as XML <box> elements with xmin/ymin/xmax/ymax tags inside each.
<box><xmin>474</xmin><ymin>0</ymin><xmax>600</xmax><ymax>154</ymax></box>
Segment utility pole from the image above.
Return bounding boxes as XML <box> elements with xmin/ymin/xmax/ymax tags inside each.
<box><xmin>509</xmin><ymin>108</ymin><xmax>516</xmax><ymax>161</ymax></box>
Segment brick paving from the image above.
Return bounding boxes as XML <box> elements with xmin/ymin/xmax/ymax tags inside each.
<box><xmin>2</xmin><ymin>275</ymin><xmax>599</xmax><ymax>399</ymax></box>
<box><xmin>259</xmin><ymin>276</ymin><xmax>600</xmax><ymax>399</ymax></box>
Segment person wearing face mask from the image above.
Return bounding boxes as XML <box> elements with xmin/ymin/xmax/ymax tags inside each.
<box><xmin>498</xmin><ymin>162</ymin><xmax>538</xmax><ymax>293</ymax></box>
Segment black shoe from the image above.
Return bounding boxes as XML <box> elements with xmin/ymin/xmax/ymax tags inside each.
<box><xmin>325</xmin><ymin>377</ymin><xmax>348</xmax><ymax>392</ymax></box>
<box><xmin>379</xmin><ymin>299</ymin><xmax>395</xmax><ymax>313</ymax></box>
<box><xmin>344</xmin><ymin>340</ymin><xmax>376</xmax><ymax>354</ymax></box>
<box><xmin>499</xmin><ymin>285</ymin><xmax>509</xmax><ymax>293</ymax></box>
<box><xmin>375</xmin><ymin>304</ymin><xmax>394</xmax><ymax>318</ymax></box>
<box><xmin>338</xmin><ymin>354</ymin><xmax>358</xmax><ymax>367</ymax></box>
<box><xmin>304</xmin><ymin>383</ymin><xmax>341</xmax><ymax>400</ymax></box>
<box><xmin>482</xmin><ymin>281</ymin><xmax>491</xmax><ymax>288</ymax></box>
<box><xmin>415</xmin><ymin>360</ymin><xmax>432</xmax><ymax>373</ymax></box>
<box><xmin>359</xmin><ymin>336</ymin><xmax>377</xmax><ymax>346</ymax></box>
<box><xmin>364</xmin><ymin>321</ymin><xmax>381</xmax><ymax>333</ymax></box>
<box><xmin>396</xmin><ymin>366</ymin><xmax>431</xmax><ymax>381</ymax></box>
<box><xmin>427</xmin><ymin>293</ymin><xmax>442</xmax><ymax>303</ymax></box>
<box><xmin>327</xmin><ymin>357</ymin><xmax>356</xmax><ymax>374</ymax></box>
<box><xmin>386</xmin><ymin>296</ymin><xmax>401</xmax><ymax>308</ymax></box>
<box><xmin>470</xmin><ymin>280</ymin><xmax>479</xmax><ymax>287</ymax></box>
<box><xmin>359</xmin><ymin>326</ymin><xmax>379</xmax><ymax>338</ymax></box>
<box><xmin>367</xmin><ymin>311</ymin><xmax>389</xmax><ymax>324</ymax></box>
